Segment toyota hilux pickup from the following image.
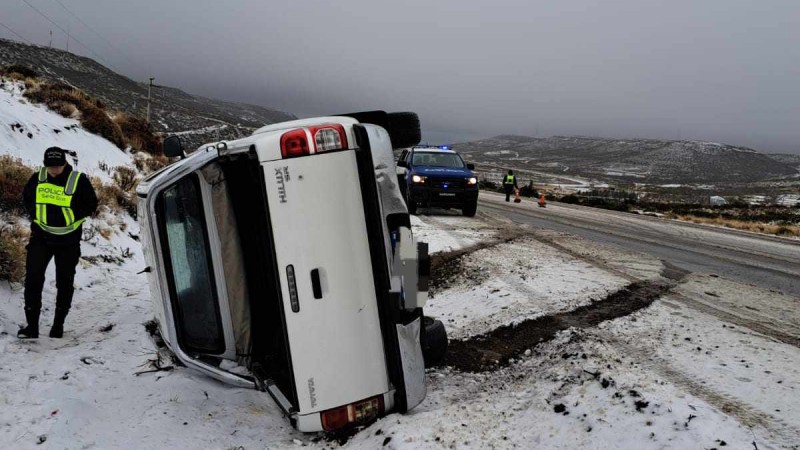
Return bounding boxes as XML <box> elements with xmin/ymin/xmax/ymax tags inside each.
<box><xmin>396</xmin><ymin>146</ymin><xmax>479</xmax><ymax>216</ymax></box>
<box><xmin>136</xmin><ymin>111</ymin><xmax>446</xmax><ymax>432</ymax></box>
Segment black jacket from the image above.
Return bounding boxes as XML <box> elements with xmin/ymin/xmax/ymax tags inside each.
<box><xmin>22</xmin><ymin>164</ymin><xmax>98</xmax><ymax>245</ymax></box>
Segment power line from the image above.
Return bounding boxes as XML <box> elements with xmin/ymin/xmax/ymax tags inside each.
<box><xmin>19</xmin><ymin>0</ymin><xmax>119</xmax><ymax>71</ymax></box>
<box><xmin>51</xmin><ymin>0</ymin><xmax>127</xmax><ymax>59</ymax></box>
<box><xmin>0</xmin><ymin>20</ymin><xmax>32</xmax><ymax>44</ymax></box>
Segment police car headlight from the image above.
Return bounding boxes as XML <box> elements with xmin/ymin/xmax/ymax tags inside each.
<box><xmin>411</xmin><ymin>175</ymin><xmax>426</xmax><ymax>184</ymax></box>
<box><xmin>466</xmin><ymin>177</ymin><xmax>478</xmax><ymax>185</ymax></box>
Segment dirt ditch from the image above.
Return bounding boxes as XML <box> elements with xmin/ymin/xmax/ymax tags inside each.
<box><xmin>440</xmin><ymin>280</ymin><xmax>675</xmax><ymax>372</ymax></box>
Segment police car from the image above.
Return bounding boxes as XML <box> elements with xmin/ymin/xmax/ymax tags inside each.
<box><xmin>136</xmin><ymin>111</ymin><xmax>447</xmax><ymax>432</ymax></box>
<box><xmin>396</xmin><ymin>146</ymin><xmax>479</xmax><ymax>216</ymax></box>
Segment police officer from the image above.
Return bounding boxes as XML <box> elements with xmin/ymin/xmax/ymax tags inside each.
<box><xmin>18</xmin><ymin>147</ymin><xmax>98</xmax><ymax>339</ymax></box>
<box><xmin>502</xmin><ymin>169</ymin><xmax>518</xmax><ymax>202</ymax></box>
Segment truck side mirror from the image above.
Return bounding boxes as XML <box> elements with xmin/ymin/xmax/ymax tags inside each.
<box><xmin>467</xmin><ymin>163</ymin><xmax>475</xmax><ymax>170</ymax></box>
<box><xmin>397</xmin><ymin>160</ymin><xmax>408</xmax><ymax>168</ymax></box>
<box><xmin>163</xmin><ymin>136</ymin><xmax>185</xmax><ymax>159</ymax></box>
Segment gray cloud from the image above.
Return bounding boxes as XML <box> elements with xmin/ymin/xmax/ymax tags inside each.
<box><xmin>2</xmin><ymin>0</ymin><xmax>799</xmax><ymax>153</ymax></box>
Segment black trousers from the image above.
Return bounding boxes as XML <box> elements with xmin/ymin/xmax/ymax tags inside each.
<box><xmin>24</xmin><ymin>237</ymin><xmax>81</xmax><ymax>314</ymax></box>
<box><xmin>504</xmin><ymin>185</ymin><xmax>515</xmax><ymax>201</ymax></box>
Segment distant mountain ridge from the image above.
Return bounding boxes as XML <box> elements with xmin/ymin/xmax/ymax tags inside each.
<box><xmin>0</xmin><ymin>38</ymin><xmax>295</xmax><ymax>148</ymax></box>
<box><xmin>453</xmin><ymin>135</ymin><xmax>798</xmax><ymax>184</ymax></box>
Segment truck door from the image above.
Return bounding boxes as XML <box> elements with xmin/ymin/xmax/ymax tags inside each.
<box><xmin>262</xmin><ymin>150</ymin><xmax>390</xmax><ymax>413</ymax></box>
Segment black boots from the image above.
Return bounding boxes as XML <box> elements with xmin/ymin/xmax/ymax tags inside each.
<box><xmin>49</xmin><ymin>308</ymin><xmax>69</xmax><ymax>338</ymax></box>
<box><xmin>16</xmin><ymin>308</ymin><xmax>69</xmax><ymax>339</ymax></box>
<box><xmin>17</xmin><ymin>308</ymin><xmax>40</xmax><ymax>339</ymax></box>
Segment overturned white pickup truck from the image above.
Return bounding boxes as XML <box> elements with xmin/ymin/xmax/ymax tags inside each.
<box><xmin>135</xmin><ymin>112</ymin><xmax>446</xmax><ymax>432</ymax></box>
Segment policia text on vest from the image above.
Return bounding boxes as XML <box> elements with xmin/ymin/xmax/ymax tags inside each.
<box><xmin>19</xmin><ymin>148</ymin><xmax>98</xmax><ymax>340</ymax></box>
<box><xmin>502</xmin><ymin>170</ymin><xmax>518</xmax><ymax>202</ymax></box>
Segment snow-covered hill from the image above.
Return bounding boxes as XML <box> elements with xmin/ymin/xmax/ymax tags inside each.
<box><xmin>0</xmin><ymin>80</ymin><xmax>132</xmax><ymax>180</ymax></box>
<box><xmin>454</xmin><ymin>135</ymin><xmax>798</xmax><ymax>184</ymax></box>
<box><xmin>0</xmin><ymin>38</ymin><xmax>296</xmax><ymax>150</ymax></box>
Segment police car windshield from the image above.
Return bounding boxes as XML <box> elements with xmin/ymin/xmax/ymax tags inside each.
<box><xmin>412</xmin><ymin>152</ymin><xmax>465</xmax><ymax>168</ymax></box>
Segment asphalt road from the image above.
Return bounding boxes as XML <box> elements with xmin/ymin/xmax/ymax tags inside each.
<box><xmin>479</xmin><ymin>193</ymin><xmax>800</xmax><ymax>297</ymax></box>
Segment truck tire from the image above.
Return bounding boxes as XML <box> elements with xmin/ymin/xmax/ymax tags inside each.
<box><xmin>422</xmin><ymin>316</ymin><xmax>448</xmax><ymax>367</ymax></box>
<box><xmin>388</xmin><ymin>112</ymin><xmax>421</xmax><ymax>149</ymax></box>
<box><xmin>462</xmin><ymin>200</ymin><xmax>477</xmax><ymax>217</ymax></box>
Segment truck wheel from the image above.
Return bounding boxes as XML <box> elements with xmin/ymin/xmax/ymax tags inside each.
<box><xmin>422</xmin><ymin>316</ymin><xmax>448</xmax><ymax>367</ymax></box>
<box><xmin>462</xmin><ymin>200</ymin><xmax>477</xmax><ymax>217</ymax></box>
<box><xmin>388</xmin><ymin>112</ymin><xmax>422</xmax><ymax>149</ymax></box>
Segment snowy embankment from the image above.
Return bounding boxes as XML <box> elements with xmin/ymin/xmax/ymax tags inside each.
<box><xmin>0</xmin><ymin>81</ymin><xmax>133</xmax><ymax>181</ymax></box>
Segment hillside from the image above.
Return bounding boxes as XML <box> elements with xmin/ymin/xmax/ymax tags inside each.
<box><xmin>453</xmin><ymin>135</ymin><xmax>799</xmax><ymax>184</ymax></box>
<box><xmin>0</xmin><ymin>80</ymin><xmax>132</xmax><ymax>180</ymax></box>
<box><xmin>0</xmin><ymin>38</ymin><xmax>295</xmax><ymax>148</ymax></box>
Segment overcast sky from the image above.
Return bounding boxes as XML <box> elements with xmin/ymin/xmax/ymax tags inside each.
<box><xmin>2</xmin><ymin>0</ymin><xmax>799</xmax><ymax>153</ymax></box>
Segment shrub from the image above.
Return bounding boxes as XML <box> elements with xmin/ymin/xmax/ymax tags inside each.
<box><xmin>134</xmin><ymin>153</ymin><xmax>169</xmax><ymax>175</ymax></box>
<box><xmin>0</xmin><ymin>222</ymin><xmax>29</xmax><ymax>283</ymax></box>
<box><xmin>114</xmin><ymin>113</ymin><xmax>161</xmax><ymax>154</ymax></box>
<box><xmin>0</xmin><ymin>156</ymin><xmax>34</xmax><ymax>215</ymax></box>
<box><xmin>2</xmin><ymin>64</ymin><xmax>39</xmax><ymax>79</ymax></box>
<box><xmin>94</xmin><ymin>177</ymin><xmax>137</xmax><ymax>219</ymax></box>
<box><xmin>81</xmin><ymin>106</ymin><xmax>126</xmax><ymax>149</ymax></box>
<box><xmin>113</xmin><ymin>166</ymin><xmax>139</xmax><ymax>192</ymax></box>
<box><xmin>23</xmin><ymin>81</ymin><xmax>127</xmax><ymax>149</ymax></box>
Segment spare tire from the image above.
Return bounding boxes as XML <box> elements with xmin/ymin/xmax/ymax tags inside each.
<box><xmin>422</xmin><ymin>316</ymin><xmax>448</xmax><ymax>367</ymax></box>
<box><xmin>388</xmin><ymin>112</ymin><xmax>421</xmax><ymax>149</ymax></box>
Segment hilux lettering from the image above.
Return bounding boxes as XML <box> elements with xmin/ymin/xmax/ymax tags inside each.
<box><xmin>275</xmin><ymin>168</ymin><xmax>287</xmax><ymax>203</ymax></box>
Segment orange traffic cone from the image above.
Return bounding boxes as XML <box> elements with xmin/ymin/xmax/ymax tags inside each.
<box><xmin>514</xmin><ymin>188</ymin><xmax>521</xmax><ymax>203</ymax></box>
<box><xmin>538</xmin><ymin>193</ymin><xmax>546</xmax><ymax>208</ymax></box>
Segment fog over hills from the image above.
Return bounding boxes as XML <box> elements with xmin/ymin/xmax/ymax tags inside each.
<box><xmin>454</xmin><ymin>135</ymin><xmax>799</xmax><ymax>184</ymax></box>
<box><xmin>0</xmin><ymin>38</ymin><xmax>295</xmax><ymax>148</ymax></box>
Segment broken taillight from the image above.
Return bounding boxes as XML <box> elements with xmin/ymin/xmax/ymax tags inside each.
<box><xmin>280</xmin><ymin>128</ymin><xmax>310</xmax><ymax>158</ymax></box>
<box><xmin>320</xmin><ymin>395</ymin><xmax>385</xmax><ymax>431</ymax></box>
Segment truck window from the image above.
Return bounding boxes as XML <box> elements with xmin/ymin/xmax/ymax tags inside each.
<box><xmin>412</xmin><ymin>152</ymin><xmax>465</xmax><ymax>168</ymax></box>
<box><xmin>159</xmin><ymin>175</ymin><xmax>225</xmax><ymax>354</ymax></box>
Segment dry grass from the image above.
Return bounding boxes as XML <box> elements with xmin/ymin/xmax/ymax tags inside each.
<box><xmin>0</xmin><ymin>156</ymin><xmax>34</xmax><ymax>216</ymax></box>
<box><xmin>114</xmin><ymin>113</ymin><xmax>161</xmax><ymax>154</ymax></box>
<box><xmin>672</xmin><ymin>214</ymin><xmax>800</xmax><ymax>237</ymax></box>
<box><xmin>113</xmin><ymin>166</ymin><xmax>139</xmax><ymax>192</ymax></box>
<box><xmin>133</xmin><ymin>153</ymin><xmax>169</xmax><ymax>175</ymax></box>
<box><xmin>0</xmin><ymin>222</ymin><xmax>30</xmax><ymax>283</ymax></box>
<box><xmin>23</xmin><ymin>80</ymin><xmax>127</xmax><ymax>149</ymax></box>
<box><xmin>1</xmin><ymin>64</ymin><xmax>39</xmax><ymax>79</ymax></box>
<box><xmin>5</xmin><ymin>65</ymin><xmax>162</xmax><ymax>154</ymax></box>
<box><xmin>93</xmin><ymin>171</ymin><xmax>138</xmax><ymax>219</ymax></box>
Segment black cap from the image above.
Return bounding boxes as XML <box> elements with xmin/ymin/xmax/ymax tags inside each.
<box><xmin>44</xmin><ymin>147</ymin><xmax>66</xmax><ymax>167</ymax></box>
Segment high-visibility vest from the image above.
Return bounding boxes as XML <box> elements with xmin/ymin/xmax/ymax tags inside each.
<box><xmin>503</xmin><ymin>175</ymin><xmax>515</xmax><ymax>185</ymax></box>
<box><xmin>34</xmin><ymin>168</ymin><xmax>86</xmax><ymax>236</ymax></box>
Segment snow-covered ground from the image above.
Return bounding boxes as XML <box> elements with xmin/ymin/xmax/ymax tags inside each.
<box><xmin>0</xmin><ymin>80</ymin><xmax>133</xmax><ymax>181</ymax></box>
<box><xmin>2</xmin><ymin>208</ymin><xmax>799</xmax><ymax>449</ymax></box>
<box><xmin>1</xmin><ymin>92</ymin><xmax>798</xmax><ymax>448</ymax></box>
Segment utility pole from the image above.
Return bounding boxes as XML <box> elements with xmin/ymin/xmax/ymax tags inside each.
<box><xmin>48</xmin><ymin>30</ymin><xmax>52</xmax><ymax>48</ymax></box>
<box><xmin>146</xmin><ymin>78</ymin><xmax>165</xmax><ymax>123</ymax></box>
<box><xmin>66</xmin><ymin>22</ymin><xmax>70</xmax><ymax>52</ymax></box>
<box><xmin>146</xmin><ymin>77</ymin><xmax>154</xmax><ymax>123</ymax></box>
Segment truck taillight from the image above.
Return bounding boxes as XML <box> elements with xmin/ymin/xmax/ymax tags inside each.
<box><xmin>320</xmin><ymin>395</ymin><xmax>385</xmax><ymax>431</ymax></box>
<box><xmin>280</xmin><ymin>129</ymin><xmax>310</xmax><ymax>158</ymax></box>
<box><xmin>309</xmin><ymin>124</ymin><xmax>348</xmax><ymax>152</ymax></box>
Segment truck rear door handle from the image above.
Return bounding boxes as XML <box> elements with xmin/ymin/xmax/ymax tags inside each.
<box><xmin>310</xmin><ymin>269</ymin><xmax>323</xmax><ymax>299</ymax></box>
